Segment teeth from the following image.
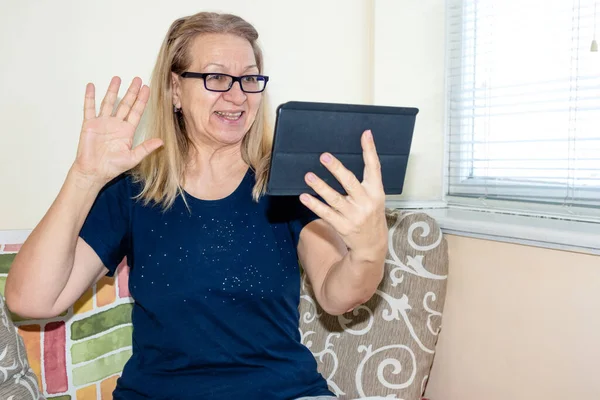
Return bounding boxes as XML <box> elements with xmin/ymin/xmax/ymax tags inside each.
<box><xmin>215</xmin><ymin>111</ymin><xmax>242</xmax><ymax>120</ymax></box>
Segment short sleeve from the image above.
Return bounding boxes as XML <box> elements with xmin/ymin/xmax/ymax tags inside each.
<box><xmin>79</xmin><ymin>174</ymin><xmax>131</xmax><ymax>277</ymax></box>
<box><xmin>287</xmin><ymin>196</ymin><xmax>320</xmax><ymax>248</ymax></box>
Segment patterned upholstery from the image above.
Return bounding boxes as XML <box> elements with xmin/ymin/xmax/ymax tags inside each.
<box><xmin>0</xmin><ymin>252</ymin><xmax>133</xmax><ymax>399</ymax></box>
<box><xmin>0</xmin><ymin>294</ymin><xmax>44</xmax><ymax>399</ymax></box>
<box><xmin>0</xmin><ymin>209</ymin><xmax>448</xmax><ymax>400</ymax></box>
<box><xmin>299</xmin><ymin>210</ymin><xmax>449</xmax><ymax>399</ymax></box>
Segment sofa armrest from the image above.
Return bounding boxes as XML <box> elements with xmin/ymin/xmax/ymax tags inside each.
<box><xmin>299</xmin><ymin>209</ymin><xmax>449</xmax><ymax>400</ymax></box>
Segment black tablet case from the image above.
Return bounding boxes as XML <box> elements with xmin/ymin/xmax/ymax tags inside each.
<box><xmin>266</xmin><ymin>101</ymin><xmax>418</xmax><ymax>196</ymax></box>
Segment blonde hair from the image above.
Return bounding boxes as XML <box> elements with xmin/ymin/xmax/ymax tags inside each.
<box><xmin>134</xmin><ymin>12</ymin><xmax>273</xmax><ymax>208</ymax></box>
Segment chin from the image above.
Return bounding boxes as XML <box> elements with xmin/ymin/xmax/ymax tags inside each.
<box><xmin>218</xmin><ymin>130</ymin><xmax>249</xmax><ymax>145</ymax></box>
<box><xmin>206</xmin><ymin>125</ymin><xmax>250</xmax><ymax>146</ymax></box>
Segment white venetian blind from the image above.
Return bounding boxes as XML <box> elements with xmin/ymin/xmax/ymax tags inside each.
<box><xmin>446</xmin><ymin>0</ymin><xmax>600</xmax><ymax>219</ymax></box>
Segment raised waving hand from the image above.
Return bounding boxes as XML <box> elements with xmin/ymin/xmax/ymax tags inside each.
<box><xmin>73</xmin><ymin>76</ymin><xmax>163</xmax><ymax>185</ymax></box>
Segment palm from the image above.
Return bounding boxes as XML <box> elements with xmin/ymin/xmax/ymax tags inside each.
<box><xmin>74</xmin><ymin>77</ymin><xmax>163</xmax><ymax>184</ymax></box>
<box><xmin>78</xmin><ymin>117</ymin><xmax>136</xmax><ymax>179</ymax></box>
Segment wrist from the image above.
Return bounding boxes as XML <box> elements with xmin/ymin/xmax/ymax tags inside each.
<box><xmin>67</xmin><ymin>165</ymin><xmax>107</xmax><ymax>193</ymax></box>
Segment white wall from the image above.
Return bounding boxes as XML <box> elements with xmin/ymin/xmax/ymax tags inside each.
<box><xmin>373</xmin><ymin>0</ymin><xmax>446</xmax><ymax>202</ymax></box>
<box><xmin>0</xmin><ymin>0</ymin><xmax>446</xmax><ymax>229</ymax></box>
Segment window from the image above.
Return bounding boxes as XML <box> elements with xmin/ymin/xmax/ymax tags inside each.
<box><xmin>445</xmin><ymin>0</ymin><xmax>600</xmax><ymax>221</ymax></box>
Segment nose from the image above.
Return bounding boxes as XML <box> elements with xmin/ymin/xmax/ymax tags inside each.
<box><xmin>222</xmin><ymin>81</ymin><xmax>247</xmax><ymax>106</ymax></box>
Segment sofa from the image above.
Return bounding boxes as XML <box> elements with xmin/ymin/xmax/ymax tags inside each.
<box><xmin>0</xmin><ymin>209</ymin><xmax>449</xmax><ymax>399</ymax></box>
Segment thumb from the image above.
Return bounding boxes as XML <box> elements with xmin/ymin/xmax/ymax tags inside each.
<box><xmin>130</xmin><ymin>138</ymin><xmax>164</xmax><ymax>165</ymax></box>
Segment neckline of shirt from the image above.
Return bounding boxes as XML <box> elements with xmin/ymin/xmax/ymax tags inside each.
<box><xmin>181</xmin><ymin>168</ymin><xmax>254</xmax><ymax>207</ymax></box>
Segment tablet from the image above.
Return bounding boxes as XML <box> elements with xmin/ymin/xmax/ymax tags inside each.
<box><xmin>265</xmin><ymin>101</ymin><xmax>419</xmax><ymax>196</ymax></box>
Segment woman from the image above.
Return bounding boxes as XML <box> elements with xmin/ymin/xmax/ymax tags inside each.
<box><xmin>5</xmin><ymin>11</ymin><xmax>387</xmax><ymax>400</ymax></box>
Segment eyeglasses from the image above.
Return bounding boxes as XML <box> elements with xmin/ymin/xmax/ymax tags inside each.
<box><xmin>179</xmin><ymin>72</ymin><xmax>269</xmax><ymax>93</ymax></box>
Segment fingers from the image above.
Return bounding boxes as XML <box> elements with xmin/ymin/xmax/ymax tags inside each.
<box><xmin>131</xmin><ymin>138</ymin><xmax>164</xmax><ymax>165</ymax></box>
<box><xmin>99</xmin><ymin>76</ymin><xmax>122</xmax><ymax>117</ymax></box>
<box><xmin>305</xmin><ymin>172</ymin><xmax>349</xmax><ymax>213</ymax></box>
<box><xmin>319</xmin><ymin>152</ymin><xmax>367</xmax><ymax>201</ymax></box>
<box><xmin>83</xmin><ymin>83</ymin><xmax>96</xmax><ymax>120</ymax></box>
<box><xmin>125</xmin><ymin>84</ymin><xmax>150</xmax><ymax>128</ymax></box>
<box><xmin>115</xmin><ymin>77</ymin><xmax>143</xmax><ymax>120</ymax></box>
<box><xmin>362</xmin><ymin>130</ymin><xmax>383</xmax><ymax>187</ymax></box>
<box><xmin>86</xmin><ymin>76</ymin><xmax>149</xmax><ymax>126</ymax></box>
<box><xmin>299</xmin><ymin>193</ymin><xmax>349</xmax><ymax>233</ymax></box>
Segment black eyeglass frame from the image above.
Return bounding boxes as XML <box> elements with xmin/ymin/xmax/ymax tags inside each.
<box><xmin>179</xmin><ymin>72</ymin><xmax>269</xmax><ymax>93</ymax></box>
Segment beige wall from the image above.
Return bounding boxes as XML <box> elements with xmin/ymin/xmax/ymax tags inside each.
<box><xmin>0</xmin><ymin>0</ymin><xmax>446</xmax><ymax>230</ymax></box>
<box><xmin>425</xmin><ymin>235</ymin><xmax>600</xmax><ymax>400</ymax></box>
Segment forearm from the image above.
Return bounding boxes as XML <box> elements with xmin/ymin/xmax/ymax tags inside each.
<box><xmin>320</xmin><ymin>249</ymin><xmax>385</xmax><ymax>316</ymax></box>
<box><xmin>5</xmin><ymin>167</ymin><xmax>103</xmax><ymax>313</ymax></box>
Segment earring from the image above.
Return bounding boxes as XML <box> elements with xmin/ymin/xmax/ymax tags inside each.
<box><xmin>173</xmin><ymin>105</ymin><xmax>181</xmax><ymax>113</ymax></box>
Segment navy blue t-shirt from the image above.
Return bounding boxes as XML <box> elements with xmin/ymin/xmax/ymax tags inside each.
<box><xmin>79</xmin><ymin>169</ymin><xmax>333</xmax><ymax>400</ymax></box>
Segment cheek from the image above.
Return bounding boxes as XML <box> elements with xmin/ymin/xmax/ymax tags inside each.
<box><xmin>188</xmin><ymin>92</ymin><xmax>220</xmax><ymax>119</ymax></box>
<box><xmin>248</xmin><ymin>96</ymin><xmax>262</xmax><ymax>118</ymax></box>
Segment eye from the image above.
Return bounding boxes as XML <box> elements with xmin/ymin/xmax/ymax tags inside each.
<box><xmin>242</xmin><ymin>76</ymin><xmax>259</xmax><ymax>83</ymax></box>
<box><xmin>206</xmin><ymin>74</ymin><xmax>224</xmax><ymax>81</ymax></box>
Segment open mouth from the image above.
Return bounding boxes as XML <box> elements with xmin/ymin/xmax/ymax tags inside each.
<box><xmin>214</xmin><ymin>111</ymin><xmax>244</xmax><ymax>121</ymax></box>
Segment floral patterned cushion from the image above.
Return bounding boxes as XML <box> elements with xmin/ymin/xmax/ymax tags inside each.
<box><xmin>299</xmin><ymin>210</ymin><xmax>449</xmax><ymax>400</ymax></box>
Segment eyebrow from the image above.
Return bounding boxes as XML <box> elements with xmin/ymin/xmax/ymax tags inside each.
<box><xmin>203</xmin><ymin>63</ymin><xmax>259</xmax><ymax>72</ymax></box>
